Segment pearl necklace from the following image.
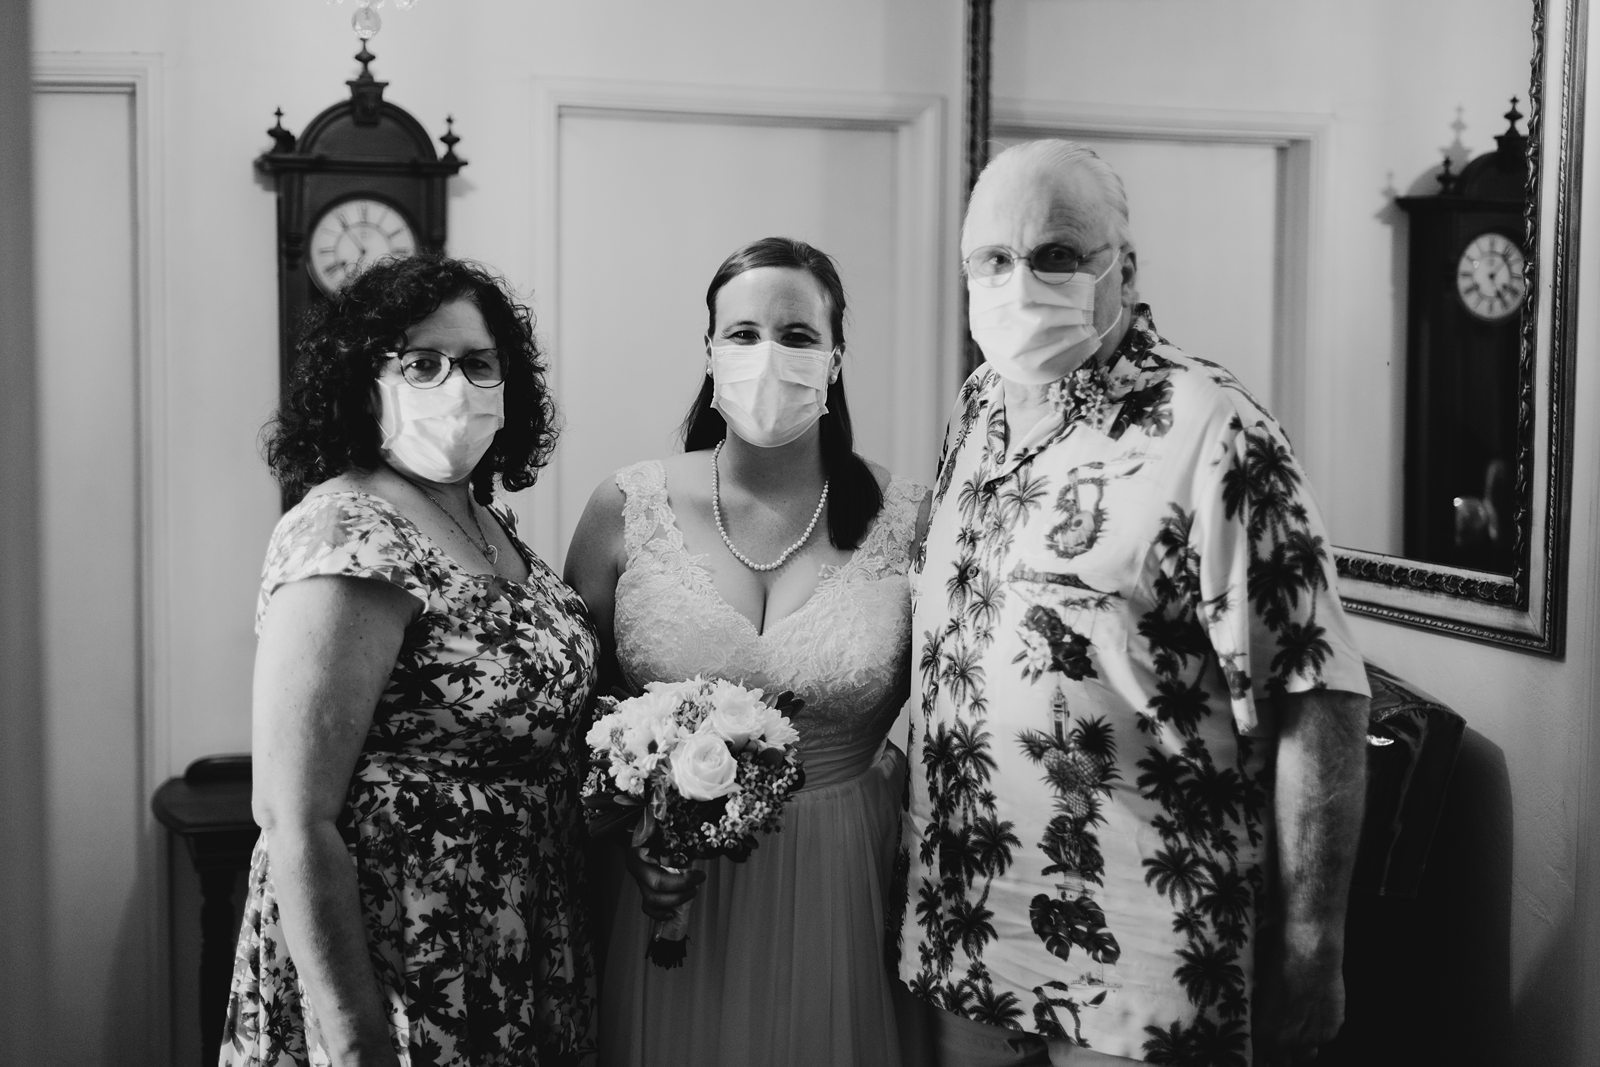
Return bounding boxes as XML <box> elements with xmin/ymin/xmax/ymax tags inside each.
<box><xmin>710</xmin><ymin>439</ymin><xmax>828</xmax><ymax>573</ymax></box>
<box><xmin>399</xmin><ymin>473</ymin><xmax>499</xmax><ymax>566</ymax></box>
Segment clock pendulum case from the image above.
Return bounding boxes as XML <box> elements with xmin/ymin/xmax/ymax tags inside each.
<box><xmin>1396</xmin><ymin>99</ymin><xmax>1529</xmax><ymax>573</ymax></box>
<box><xmin>256</xmin><ymin>41</ymin><xmax>466</xmax><ymax>397</ymax></box>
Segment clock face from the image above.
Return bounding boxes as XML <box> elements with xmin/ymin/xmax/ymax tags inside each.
<box><xmin>307</xmin><ymin>197</ymin><xmax>418</xmax><ymax>294</ymax></box>
<box><xmin>1455</xmin><ymin>231</ymin><xmax>1529</xmax><ymax>322</ymax></box>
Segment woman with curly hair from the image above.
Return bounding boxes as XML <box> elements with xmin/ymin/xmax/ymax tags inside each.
<box><xmin>220</xmin><ymin>254</ymin><xmax>599</xmax><ymax>1067</ymax></box>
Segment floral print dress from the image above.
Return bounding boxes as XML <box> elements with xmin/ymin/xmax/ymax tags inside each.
<box><xmin>895</xmin><ymin>306</ymin><xmax>1369</xmax><ymax>1065</ymax></box>
<box><xmin>220</xmin><ymin>490</ymin><xmax>600</xmax><ymax>1067</ymax></box>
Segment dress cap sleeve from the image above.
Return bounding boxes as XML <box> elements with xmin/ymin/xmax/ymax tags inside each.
<box><xmin>255</xmin><ymin>491</ymin><xmax>433</xmax><ymax>627</ymax></box>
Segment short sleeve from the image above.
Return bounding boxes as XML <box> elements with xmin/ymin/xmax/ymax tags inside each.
<box><xmin>254</xmin><ymin>491</ymin><xmax>433</xmax><ymax>629</ymax></box>
<box><xmin>1191</xmin><ymin>408</ymin><xmax>1369</xmax><ymax>735</ymax></box>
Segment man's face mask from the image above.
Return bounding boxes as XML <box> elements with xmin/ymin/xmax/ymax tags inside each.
<box><xmin>966</xmin><ymin>246</ymin><xmax>1123</xmax><ymax>386</ymax></box>
<box><xmin>708</xmin><ymin>340</ymin><xmax>835</xmax><ymax>448</ymax></box>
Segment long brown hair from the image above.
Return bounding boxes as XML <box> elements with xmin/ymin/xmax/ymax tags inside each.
<box><xmin>680</xmin><ymin>236</ymin><xmax>883</xmax><ymax>549</ymax></box>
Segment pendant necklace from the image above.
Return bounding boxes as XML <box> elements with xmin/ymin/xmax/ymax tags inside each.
<box><xmin>399</xmin><ymin>473</ymin><xmax>499</xmax><ymax>566</ymax></box>
<box><xmin>711</xmin><ymin>439</ymin><xmax>828</xmax><ymax>573</ymax></box>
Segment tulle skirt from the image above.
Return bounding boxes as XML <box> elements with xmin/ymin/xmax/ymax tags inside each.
<box><xmin>598</xmin><ymin>742</ymin><xmax>906</xmax><ymax>1067</ymax></box>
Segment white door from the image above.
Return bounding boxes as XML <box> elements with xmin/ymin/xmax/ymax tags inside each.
<box><xmin>33</xmin><ymin>81</ymin><xmax>161</xmax><ymax>1066</ymax></box>
<box><xmin>512</xmin><ymin>87</ymin><xmax>948</xmax><ymax>566</ymax></box>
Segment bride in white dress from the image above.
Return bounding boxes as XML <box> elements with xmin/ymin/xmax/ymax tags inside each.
<box><xmin>564</xmin><ymin>236</ymin><xmax>929</xmax><ymax>1067</ymax></box>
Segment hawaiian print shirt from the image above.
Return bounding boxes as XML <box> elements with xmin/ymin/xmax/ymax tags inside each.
<box><xmin>894</xmin><ymin>306</ymin><xmax>1368</xmax><ymax>1065</ymax></box>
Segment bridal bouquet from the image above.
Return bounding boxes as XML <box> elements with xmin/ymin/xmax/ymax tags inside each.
<box><xmin>582</xmin><ymin>676</ymin><xmax>806</xmax><ymax>967</ymax></box>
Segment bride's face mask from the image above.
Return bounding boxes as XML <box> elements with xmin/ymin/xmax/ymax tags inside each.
<box><xmin>708</xmin><ymin>340</ymin><xmax>837</xmax><ymax>448</ymax></box>
<box><xmin>706</xmin><ymin>266</ymin><xmax>841</xmax><ymax>448</ymax></box>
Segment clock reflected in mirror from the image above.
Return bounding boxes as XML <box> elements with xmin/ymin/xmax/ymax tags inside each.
<box><xmin>1397</xmin><ymin>99</ymin><xmax>1529</xmax><ymax>576</ymax></box>
<box><xmin>308</xmin><ymin>195</ymin><xmax>419</xmax><ymax>294</ymax></box>
<box><xmin>1455</xmin><ymin>231</ymin><xmax>1528</xmax><ymax>322</ymax></box>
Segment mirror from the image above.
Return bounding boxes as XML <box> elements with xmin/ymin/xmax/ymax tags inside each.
<box><xmin>964</xmin><ymin>0</ymin><xmax>1584</xmax><ymax>654</ymax></box>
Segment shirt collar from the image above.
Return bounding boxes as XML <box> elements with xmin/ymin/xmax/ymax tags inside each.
<box><xmin>975</xmin><ymin>304</ymin><xmax>1174</xmax><ymax>480</ymax></box>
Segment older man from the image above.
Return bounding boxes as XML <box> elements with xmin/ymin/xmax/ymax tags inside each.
<box><xmin>893</xmin><ymin>139</ymin><xmax>1370</xmax><ymax>1067</ymax></box>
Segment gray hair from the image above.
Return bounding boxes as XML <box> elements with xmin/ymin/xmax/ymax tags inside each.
<box><xmin>965</xmin><ymin>139</ymin><xmax>1134</xmax><ymax>250</ymax></box>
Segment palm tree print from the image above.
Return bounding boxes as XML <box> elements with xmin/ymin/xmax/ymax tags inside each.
<box><xmin>945</xmin><ymin>888</ymin><xmax>999</xmax><ymax>959</ymax></box>
<box><xmin>903</xmin><ymin>309</ymin><xmax>1355</xmax><ymax>1060</ymax></box>
<box><xmin>1142</xmin><ymin>1016</ymin><xmax>1249</xmax><ymax>1066</ymax></box>
<box><xmin>966</xmin><ymin>570</ymin><xmax>1007</xmax><ymax>631</ymax></box>
<box><xmin>1000</xmin><ymin>467</ymin><xmax>1050</xmax><ymax>528</ymax></box>
<box><xmin>969</xmin><ymin>814</ymin><xmax>1021</xmax><ymax>879</ymax></box>
<box><xmin>969</xmin><ymin>973</ymin><xmax>1027</xmax><ymax>1028</ymax></box>
<box><xmin>939</xmin><ymin>638</ymin><xmax>989</xmax><ymax>717</ymax></box>
<box><xmin>1142</xmin><ymin>845</ymin><xmax>1207</xmax><ymax>907</ymax></box>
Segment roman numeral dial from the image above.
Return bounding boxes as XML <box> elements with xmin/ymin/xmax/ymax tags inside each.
<box><xmin>1455</xmin><ymin>231</ymin><xmax>1529</xmax><ymax>322</ymax></box>
<box><xmin>307</xmin><ymin>197</ymin><xmax>418</xmax><ymax>295</ymax></box>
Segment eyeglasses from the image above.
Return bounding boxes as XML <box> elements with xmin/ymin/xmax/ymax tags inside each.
<box><xmin>962</xmin><ymin>242</ymin><xmax>1112</xmax><ymax>287</ymax></box>
<box><xmin>382</xmin><ymin>348</ymin><xmax>504</xmax><ymax>389</ymax></box>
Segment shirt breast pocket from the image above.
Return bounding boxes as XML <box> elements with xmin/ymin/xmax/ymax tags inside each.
<box><xmin>1014</xmin><ymin>453</ymin><xmax>1162</xmax><ymax>601</ymax></box>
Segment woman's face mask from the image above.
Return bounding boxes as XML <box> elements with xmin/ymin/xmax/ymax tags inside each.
<box><xmin>376</xmin><ymin>372</ymin><xmax>505</xmax><ymax>484</ymax></box>
<box><xmin>708</xmin><ymin>340</ymin><xmax>835</xmax><ymax>448</ymax></box>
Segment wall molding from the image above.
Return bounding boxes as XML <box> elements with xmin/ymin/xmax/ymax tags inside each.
<box><xmin>990</xmin><ymin>99</ymin><xmax>1332</xmax><ymax>458</ymax></box>
<box><xmin>32</xmin><ymin>50</ymin><xmax>169</xmax><ymax>1066</ymax></box>
<box><xmin>528</xmin><ymin>79</ymin><xmax>948</xmax><ymax>561</ymax></box>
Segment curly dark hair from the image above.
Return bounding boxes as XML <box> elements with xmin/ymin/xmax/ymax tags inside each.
<box><xmin>264</xmin><ymin>253</ymin><xmax>558</xmax><ymax>506</ymax></box>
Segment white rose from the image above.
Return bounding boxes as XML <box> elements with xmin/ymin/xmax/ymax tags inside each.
<box><xmin>668</xmin><ymin>733</ymin><xmax>740</xmax><ymax>800</ymax></box>
<box><xmin>586</xmin><ymin>712</ymin><xmax>623</xmax><ymax>755</ymax></box>
<box><xmin>702</xmin><ymin>681</ymin><xmax>769</xmax><ymax>747</ymax></box>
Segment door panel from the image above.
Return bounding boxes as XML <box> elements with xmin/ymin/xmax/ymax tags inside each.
<box><xmin>544</xmin><ymin>111</ymin><xmax>904</xmax><ymax>562</ymax></box>
<box><xmin>34</xmin><ymin>85</ymin><xmax>152</xmax><ymax>1065</ymax></box>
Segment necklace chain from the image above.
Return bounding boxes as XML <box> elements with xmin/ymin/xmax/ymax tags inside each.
<box><xmin>399</xmin><ymin>473</ymin><xmax>499</xmax><ymax>566</ymax></box>
<box><xmin>711</xmin><ymin>440</ymin><xmax>828</xmax><ymax>573</ymax></box>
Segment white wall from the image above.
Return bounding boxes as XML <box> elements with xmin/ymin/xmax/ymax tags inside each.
<box><xmin>27</xmin><ymin>1</ymin><xmax>965</xmax><ymax>1061</ymax></box>
<box><xmin>993</xmin><ymin>2</ymin><xmax>1599</xmax><ymax>1063</ymax></box>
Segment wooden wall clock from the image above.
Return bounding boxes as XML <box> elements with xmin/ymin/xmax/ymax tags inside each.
<box><xmin>1396</xmin><ymin>100</ymin><xmax>1528</xmax><ymax>574</ymax></box>
<box><xmin>256</xmin><ymin>41</ymin><xmax>465</xmax><ymax>393</ymax></box>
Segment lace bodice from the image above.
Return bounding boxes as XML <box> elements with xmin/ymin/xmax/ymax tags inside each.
<box><xmin>612</xmin><ymin>461</ymin><xmax>925</xmax><ymax>779</ymax></box>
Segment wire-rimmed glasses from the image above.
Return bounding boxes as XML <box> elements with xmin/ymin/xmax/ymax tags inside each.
<box><xmin>962</xmin><ymin>242</ymin><xmax>1112</xmax><ymax>287</ymax></box>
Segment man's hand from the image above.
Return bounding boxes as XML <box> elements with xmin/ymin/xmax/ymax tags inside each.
<box><xmin>1253</xmin><ymin>924</ymin><xmax>1345</xmax><ymax>1064</ymax></box>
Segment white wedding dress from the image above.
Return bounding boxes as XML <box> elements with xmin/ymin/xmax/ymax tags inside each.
<box><xmin>597</xmin><ymin>459</ymin><xmax>925</xmax><ymax>1067</ymax></box>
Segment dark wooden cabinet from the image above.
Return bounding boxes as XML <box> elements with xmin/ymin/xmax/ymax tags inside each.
<box><xmin>152</xmin><ymin>756</ymin><xmax>258</xmax><ymax>1067</ymax></box>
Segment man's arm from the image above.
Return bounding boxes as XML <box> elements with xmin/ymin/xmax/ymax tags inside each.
<box><xmin>1255</xmin><ymin>686</ymin><xmax>1368</xmax><ymax>1062</ymax></box>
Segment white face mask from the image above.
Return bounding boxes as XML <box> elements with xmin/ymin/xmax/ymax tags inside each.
<box><xmin>709</xmin><ymin>340</ymin><xmax>834</xmax><ymax>448</ymax></box>
<box><xmin>968</xmin><ymin>251</ymin><xmax>1123</xmax><ymax>385</ymax></box>
<box><xmin>376</xmin><ymin>374</ymin><xmax>505</xmax><ymax>484</ymax></box>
